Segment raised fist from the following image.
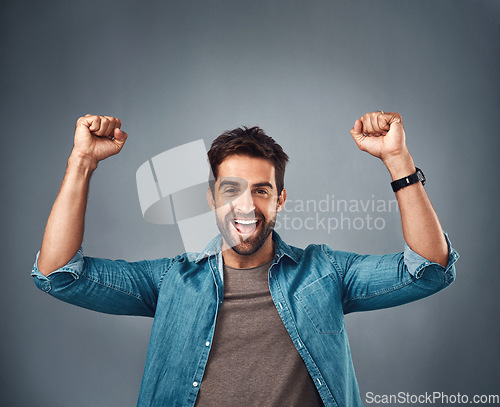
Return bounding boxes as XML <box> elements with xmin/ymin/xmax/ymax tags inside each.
<box><xmin>72</xmin><ymin>114</ymin><xmax>128</xmax><ymax>165</ymax></box>
<box><xmin>350</xmin><ymin>111</ymin><xmax>408</xmax><ymax>163</ymax></box>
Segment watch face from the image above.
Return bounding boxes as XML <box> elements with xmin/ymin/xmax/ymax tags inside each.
<box><xmin>416</xmin><ymin>168</ymin><xmax>426</xmax><ymax>185</ymax></box>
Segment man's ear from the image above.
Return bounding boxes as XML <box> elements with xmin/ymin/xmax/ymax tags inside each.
<box><xmin>276</xmin><ymin>188</ymin><xmax>287</xmax><ymax>212</ymax></box>
<box><xmin>207</xmin><ymin>187</ymin><xmax>216</xmax><ymax>211</ymax></box>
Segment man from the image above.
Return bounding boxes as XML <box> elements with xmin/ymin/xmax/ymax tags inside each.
<box><xmin>32</xmin><ymin>112</ymin><xmax>458</xmax><ymax>406</ymax></box>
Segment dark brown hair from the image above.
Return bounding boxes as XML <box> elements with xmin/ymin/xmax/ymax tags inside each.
<box><xmin>207</xmin><ymin>126</ymin><xmax>289</xmax><ymax>196</ymax></box>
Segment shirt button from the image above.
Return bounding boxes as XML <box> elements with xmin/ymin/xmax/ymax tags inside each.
<box><xmin>205</xmin><ymin>341</ymin><xmax>210</xmax><ymax>347</ymax></box>
<box><xmin>193</xmin><ymin>381</ymin><xmax>199</xmax><ymax>387</ymax></box>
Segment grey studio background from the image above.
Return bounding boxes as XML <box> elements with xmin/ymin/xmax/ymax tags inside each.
<box><xmin>1</xmin><ymin>1</ymin><xmax>499</xmax><ymax>406</ymax></box>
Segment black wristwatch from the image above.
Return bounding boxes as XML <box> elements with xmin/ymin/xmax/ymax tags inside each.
<box><xmin>390</xmin><ymin>167</ymin><xmax>426</xmax><ymax>192</ymax></box>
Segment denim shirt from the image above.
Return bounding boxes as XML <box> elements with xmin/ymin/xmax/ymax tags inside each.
<box><xmin>32</xmin><ymin>232</ymin><xmax>458</xmax><ymax>407</ymax></box>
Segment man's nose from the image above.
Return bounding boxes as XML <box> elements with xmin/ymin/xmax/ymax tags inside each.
<box><xmin>232</xmin><ymin>188</ymin><xmax>255</xmax><ymax>214</ymax></box>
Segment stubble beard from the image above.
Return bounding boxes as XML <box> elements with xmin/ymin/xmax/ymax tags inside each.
<box><xmin>216</xmin><ymin>209</ymin><xmax>276</xmax><ymax>256</ymax></box>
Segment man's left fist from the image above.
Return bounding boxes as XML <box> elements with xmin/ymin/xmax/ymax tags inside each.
<box><xmin>350</xmin><ymin>111</ymin><xmax>408</xmax><ymax>163</ymax></box>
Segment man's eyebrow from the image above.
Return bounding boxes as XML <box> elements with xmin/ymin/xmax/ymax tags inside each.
<box><xmin>218</xmin><ymin>180</ymin><xmax>273</xmax><ymax>189</ymax></box>
<box><xmin>252</xmin><ymin>182</ymin><xmax>274</xmax><ymax>189</ymax></box>
<box><xmin>218</xmin><ymin>180</ymin><xmax>241</xmax><ymax>188</ymax></box>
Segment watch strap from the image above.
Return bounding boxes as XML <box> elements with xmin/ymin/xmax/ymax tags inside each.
<box><xmin>391</xmin><ymin>167</ymin><xmax>425</xmax><ymax>192</ymax></box>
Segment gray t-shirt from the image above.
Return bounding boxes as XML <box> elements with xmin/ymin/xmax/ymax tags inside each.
<box><xmin>195</xmin><ymin>260</ymin><xmax>323</xmax><ymax>406</ymax></box>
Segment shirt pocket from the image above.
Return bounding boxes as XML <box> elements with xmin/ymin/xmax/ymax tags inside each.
<box><xmin>294</xmin><ymin>273</ymin><xmax>345</xmax><ymax>334</ymax></box>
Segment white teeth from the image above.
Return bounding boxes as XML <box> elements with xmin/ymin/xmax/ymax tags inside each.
<box><xmin>234</xmin><ymin>219</ymin><xmax>258</xmax><ymax>225</ymax></box>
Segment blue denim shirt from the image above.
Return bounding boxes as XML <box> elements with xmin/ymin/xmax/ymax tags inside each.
<box><xmin>32</xmin><ymin>232</ymin><xmax>458</xmax><ymax>407</ymax></box>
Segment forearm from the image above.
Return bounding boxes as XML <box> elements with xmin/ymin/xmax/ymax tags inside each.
<box><xmin>384</xmin><ymin>152</ymin><xmax>449</xmax><ymax>267</ymax></box>
<box><xmin>37</xmin><ymin>153</ymin><xmax>96</xmax><ymax>275</ymax></box>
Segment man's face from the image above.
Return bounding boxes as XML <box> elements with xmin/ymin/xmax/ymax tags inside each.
<box><xmin>209</xmin><ymin>155</ymin><xmax>286</xmax><ymax>256</ymax></box>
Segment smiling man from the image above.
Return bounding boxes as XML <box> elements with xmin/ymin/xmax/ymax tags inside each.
<box><xmin>207</xmin><ymin>130</ymin><xmax>287</xmax><ymax>267</ymax></box>
<box><xmin>32</xmin><ymin>112</ymin><xmax>458</xmax><ymax>406</ymax></box>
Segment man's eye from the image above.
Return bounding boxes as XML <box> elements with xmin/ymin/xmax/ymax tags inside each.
<box><xmin>254</xmin><ymin>189</ymin><xmax>269</xmax><ymax>195</ymax></box>
<box><xmin>222</xmin><ymin>188</ymin><xmax>237</xmax><ymax>194</ymax></box>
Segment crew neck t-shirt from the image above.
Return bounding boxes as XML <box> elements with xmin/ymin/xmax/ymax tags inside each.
<box><xmin>194</xmin><ymin>260</ymin><xmax>324</xmax><ymax>406</ymax></box>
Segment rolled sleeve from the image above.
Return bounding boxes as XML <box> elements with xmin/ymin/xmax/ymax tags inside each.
<box><xmin>404</xmin><ymin>232</ymin><xmax>459</xmax><ymax>282</ymax></box>
<box><xmin>333</xmin><ymin>231</ymin><xmax>459</xmax><ymax>314</ymax></box>
<box><xmin>31</xmin><ymin>248</ymin><xmax>163</xmax><ymax>317</ymax></box>
<box><xmin>31</xmin><ymin>248</ymin><xmax>84</xmax><ymax>293</ymax></box>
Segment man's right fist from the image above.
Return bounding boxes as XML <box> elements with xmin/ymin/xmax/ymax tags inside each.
<box><xmin>72</xmin><ymin>114</ymin><xmax>128</xmax><ymax>166</ymax></box>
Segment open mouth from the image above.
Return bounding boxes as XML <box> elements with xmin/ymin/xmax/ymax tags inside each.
<box><xmin>230</xmin><ymin>218</ymin><xmax>261</xmax><ymax>236</ymax></box>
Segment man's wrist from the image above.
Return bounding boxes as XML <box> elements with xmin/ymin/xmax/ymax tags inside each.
<box><xmin>382</xmin><ymin>151</ymin><xmax>416</xmax><ymax>181</ymax></box>
<box><xmin>67</xmin><ymin>151</ymin><xmax>98</xmax><ymax>176</ymax></box>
